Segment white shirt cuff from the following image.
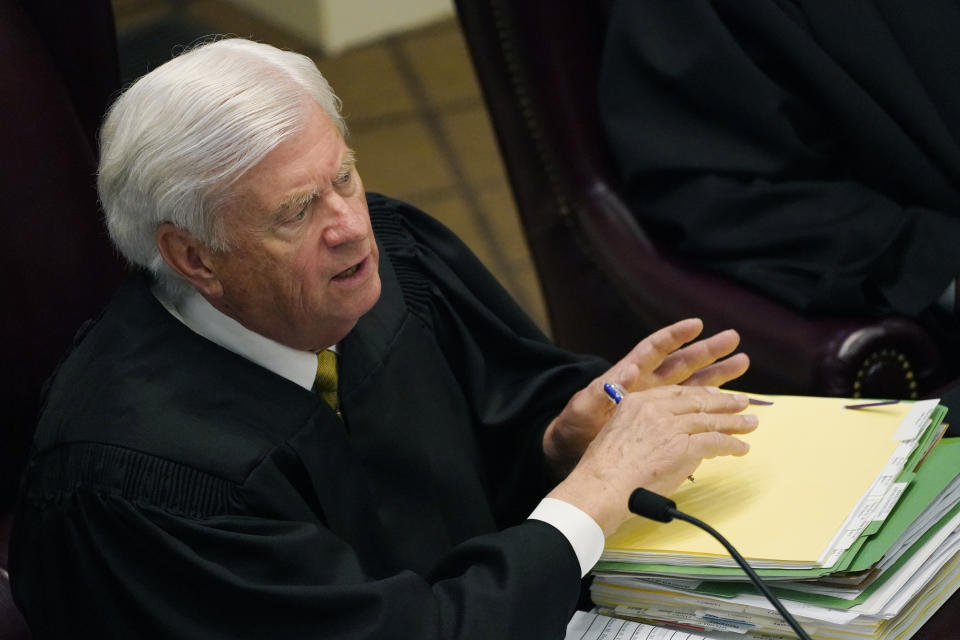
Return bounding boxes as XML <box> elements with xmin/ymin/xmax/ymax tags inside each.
<box><xmin>528</xmin><ymin>497</ymin><xmax>604</xmax><ymax>577</ymax></box>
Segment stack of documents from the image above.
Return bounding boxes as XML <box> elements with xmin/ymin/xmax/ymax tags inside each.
<box><xmin>588</xmin><ymin>395</ymin><xmax>960</xmax><ymax>639</ymax></box>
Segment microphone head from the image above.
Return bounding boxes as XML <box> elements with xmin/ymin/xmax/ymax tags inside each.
<box><xmin>629</xmin><ymin>488</ymin><xmax>676</xmax><ymax>522</ymax></box>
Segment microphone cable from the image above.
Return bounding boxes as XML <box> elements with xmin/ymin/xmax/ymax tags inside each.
<box><xmin>629</xmin><ymin>487</ymin><xmax>813</xmax><ymax>640</ymax></box>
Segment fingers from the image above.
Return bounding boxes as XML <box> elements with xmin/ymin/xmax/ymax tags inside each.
<box><xmin>588</xmin><ymin>373</ymin><xmax>705</xmax><ymax>415</ymax></box>
<box><xmin>677</xmin><ymin>411</ymin><xmax>758</xmax><ymax>436</ymax></box>
<box><xmin>627</xmin><ymin>384</ymin><xmax>717</xmax><ymax>401</ymax></box>
<box><xmin>651</xmin><ymin>328</ymin><xmax>741</xmax><ymax>385</ymax></box>
<box><xmin>611</xmin><ymin>387</ymin><xmax>757</xmax><ymax>440</ymax></box>
<box><xmin>681</xmin><ymin>353</ymin><xmax>750</xmax><ymax>387</ymax></box>
<box><xmin>617</xmin><ymin>362</ymin><xmax>640</xmax><ymax>388</ymax></box>
<box><xmin>689</xmin><ymin>431</ymin><xmax>752</xmax><ymax>457</ymax></box>
<box><xmin>617</xmin><ymin>318</ymin><xmax>705</xmax><ymax>374</ymax></box>
<box><xmin>627</xmin><ymin>387</ymin><xmax>749</xmax><ymax>414</ymax></box>
<box><xmin>612</xmin><ymin>320</ymin><xmax>749</xmax><ymax>393</ymax></box>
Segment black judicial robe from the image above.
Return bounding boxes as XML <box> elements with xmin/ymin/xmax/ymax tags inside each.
<box><xmin>11</xmin><ymin>194</ymin><xmax>607</xmax><ymax>639</ymax></box>
<box><xmin>599</xmin><ymin>0</ymin><xmax>960</xmax><ymax>315</ymax></box>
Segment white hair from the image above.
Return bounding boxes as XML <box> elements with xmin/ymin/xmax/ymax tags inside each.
<box><xmin>98</xmin><ymin>38</ymin><xmax>347</xmax><ymax>299</ymax></box>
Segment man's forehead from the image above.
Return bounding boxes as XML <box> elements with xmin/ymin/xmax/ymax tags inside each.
<box><xmin>282</xmin><ymin>142</ymin><xmax>354</xmax><ymax>182</ymax></box>
<box><xmin>230</xmin><ymin>107</ymin><xmax>350</xmax><ymax>207</ymax></box>
<box><xmin>265</xmin><ymin>146</ymin><xmax>357</xmax><ymax>215</ymax></box>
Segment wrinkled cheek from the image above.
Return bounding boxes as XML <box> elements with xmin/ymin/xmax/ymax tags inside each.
<box><xmin>282</xmin><ymin>272</ymin><xmax>315</xmax><ymax>317</ymax></box>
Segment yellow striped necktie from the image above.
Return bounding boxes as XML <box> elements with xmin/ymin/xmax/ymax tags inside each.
<box><xmin>314</xmin><ymin>349</ymin><xmax>339</xmax><ymax>411</ymax></box>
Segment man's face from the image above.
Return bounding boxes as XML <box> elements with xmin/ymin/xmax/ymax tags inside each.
<box><xmin>205</xmin><ymin>102</ymin><xmax>381</xmax><ymax>351</ymax></box>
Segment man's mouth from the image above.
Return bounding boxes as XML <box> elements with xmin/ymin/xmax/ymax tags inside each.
<box><xmin>333</xmin><ymin>260</ymin><xmax>363</xmax><ymax>280</ymax></box>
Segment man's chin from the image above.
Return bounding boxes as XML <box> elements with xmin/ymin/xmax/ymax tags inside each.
<box><xmin>327</xmin><ymin>275</ymin><xmax>382</xmax><ymax>341</ymax></box>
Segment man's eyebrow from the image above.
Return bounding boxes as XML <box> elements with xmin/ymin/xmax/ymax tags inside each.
<box><xmin>269</xmin><ymin>149</ymin><xmax>358</xmax><ymax>217</ymax></box>
<box><xmin>339</xmin><ymin>148</ymin><xmax>357</xmax><ymax>171</ymax></box>
<box><xmin>271</xmin><ymin>190</ymin><xmax>316</xmax><ymax>219</ymax></box>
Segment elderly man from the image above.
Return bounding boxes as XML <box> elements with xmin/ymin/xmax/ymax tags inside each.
<box><xmin>11</xmin><ymin>39</ymin><xmax>756</xmax><ymax>638</ymax></box>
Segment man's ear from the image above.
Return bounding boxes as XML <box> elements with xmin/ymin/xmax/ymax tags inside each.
<box><xmin>155</xmin><ymin>223</ymin><xmax>224</xmax><ymax>298</ymax></box>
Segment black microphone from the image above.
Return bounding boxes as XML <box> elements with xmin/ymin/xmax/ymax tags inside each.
<box><xmin>628</xmin><ymin>486</ymin><xmax>677</xmax><ymax>522</ymax></box>
<box><xmin>629</xmin><ymin>487</ymin><xmax>813</xmax><ymax>640</ymax></box>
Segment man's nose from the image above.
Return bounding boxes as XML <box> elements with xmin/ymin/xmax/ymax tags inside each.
<box><xmin>321</xmin><ymin>195</ymin><xmax>367</xmax><ymax>246</ymax></box>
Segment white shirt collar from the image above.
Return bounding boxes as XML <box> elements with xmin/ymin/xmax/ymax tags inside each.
<box><xmin>153</xmin><ymin>285</ymin><xmax>321</xmax><ymax>391</ymax></box>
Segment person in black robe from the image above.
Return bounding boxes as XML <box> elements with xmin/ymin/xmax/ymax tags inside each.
<box><xmin>10</xmin><ymin>38</ymin><xmax>757</xmax><ymax>638</ymax></box>
<box><xmin>599</xmin><ymin>0</ymin><xmax>960</xmax><ymax>320</ymax></box>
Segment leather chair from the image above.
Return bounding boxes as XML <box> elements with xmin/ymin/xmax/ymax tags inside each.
<box><xmin>0</xmin><ymin>0</ymin><xmax>125</xmax><ymax>635</ymax></box>
<box><xmin>452</xmin><ymin>0</ymin><xmax>950</xmax><ymax>399</ymax></box>
<box><xmin>453</xmin><ymin>4</ymin><xmax>960</xmax><ymax>633</ymax></box>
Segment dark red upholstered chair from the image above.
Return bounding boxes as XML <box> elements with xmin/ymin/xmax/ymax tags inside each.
<box><xmin>452</xmin><ymin>0</ymin><xmax>951</xmax><ymax>400</ymax></box>
<box><xmin>1</xmin><ymin>0</ymin><xmax>125</xmax><ymax>635</ymax></box>
<box><xmin>454</xmin><ymin>1</ymin><xmax>960</xmax><ymax>634</ymax></box>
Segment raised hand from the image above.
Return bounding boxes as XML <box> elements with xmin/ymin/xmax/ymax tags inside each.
<box><xmin>543</xmin><ymin>319</ymin><xmax>749</xmax><ymax>475</ymax></box>
<box><xmin>609</xmin><ymin>318</ymin><xmax>748</xmax><ymax>392</ymax></box>
<box><xmin>548</xmin><ymin>386</ymin><xmax>757</xmax><ymax>535</ymax></box>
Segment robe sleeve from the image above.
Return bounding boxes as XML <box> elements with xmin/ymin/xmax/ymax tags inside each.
<box><xmin>598</xmin><ymin>0</ymin><xmax>960</xmax><ymax>315</ymax></box>
<box><xmin>12</xmin><ymin>466</ymin><xmax>583</xmax><ymax>639</ymax></box>
<box><xmin>12</xmin><ymin>196</ymin><xmax>607</xmax><ymax>639</ymax></box>
<box><xmin>375</xmin><ymin>196</ymin><xmax>610</xmax><ymax>523</ymax></box>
